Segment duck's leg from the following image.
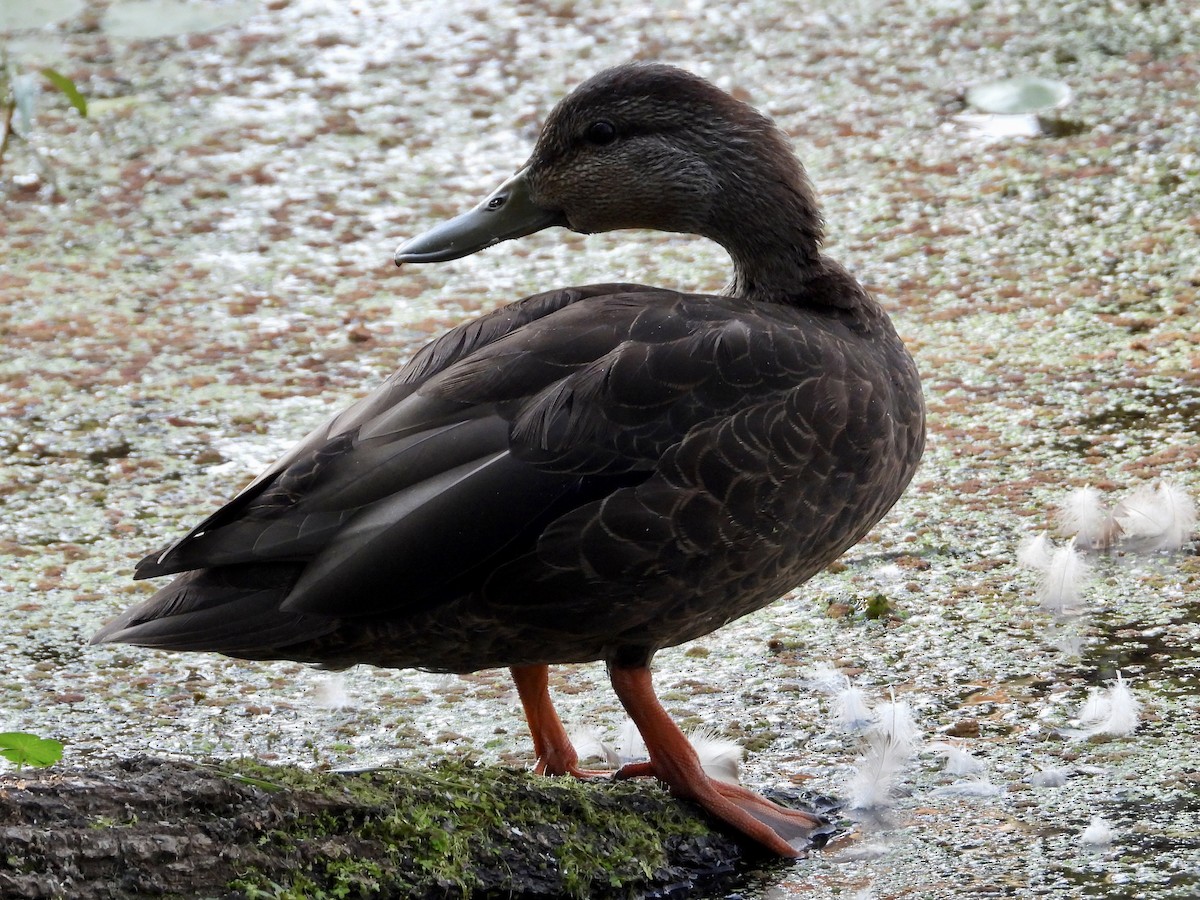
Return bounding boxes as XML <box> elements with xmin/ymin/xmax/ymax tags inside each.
<box><xmin>607</xmin><ymin>664</ymin><xmax>830</xmax><ymax>857</ymax></box>
<box><xmin>510</xmin><ymin>664</ymin><xmax>610</xmax><ymax>778</ymax></box>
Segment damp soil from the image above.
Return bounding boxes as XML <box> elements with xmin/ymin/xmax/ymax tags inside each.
<box><xmin>2</xmin><ymin>0</ymin><xmax>1200</xmax><ymax>898</ymax></box>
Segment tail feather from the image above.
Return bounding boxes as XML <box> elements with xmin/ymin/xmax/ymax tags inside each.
<box><xmin>91</xmin><ymin>563</ymin><xmax>337</xmax><ymax>657</ymax></box>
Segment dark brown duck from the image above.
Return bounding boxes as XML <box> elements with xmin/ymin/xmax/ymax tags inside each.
<box><xmin>93</xmin><ymin>63</ymin><xmax>925</xmax><ymax>856</ymax></box>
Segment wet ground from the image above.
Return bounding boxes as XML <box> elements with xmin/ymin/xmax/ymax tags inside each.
<box><xmin>2</xmin><ymin>0</ymin><xmax>1198</xmax><ymax>897</ymax></box>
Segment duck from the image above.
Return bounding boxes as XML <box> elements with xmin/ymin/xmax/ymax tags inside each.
<box><xmin>93</xmin><ymin>62</ymin><xmax>925</xmax><ymax>857</ymax></box>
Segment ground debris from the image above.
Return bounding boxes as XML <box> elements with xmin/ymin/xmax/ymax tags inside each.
<box><xmin>0</xmin><ymin>756</ymin><xmax>748</xmax><ymax>899</ymax></box>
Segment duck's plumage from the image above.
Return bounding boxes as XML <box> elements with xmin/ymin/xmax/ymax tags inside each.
<box><xmin>94</xmin><ymin>62</ymin><xmax>925</xmax><ymax>855</ymax></box>
<box><xmin>101</xmin><ymin>275</ymin><xmax>919</xmax><ymax>670</ymax></box>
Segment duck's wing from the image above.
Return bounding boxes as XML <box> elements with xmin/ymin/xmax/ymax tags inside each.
<box><xmin>137</xmin><ymin>283</ymin><xmax>630</xmax><ymax>576</ymax></box>
<box><xmin>411</xmin><ymin>289</ymin><xmax>895</xmax><ymax>591</ymax></box>
<box><xmin>267</xmin><ymin>290</ymin><xmax>838</xmax><ymax>621</ymax></box>
<box><xmin>133</xmin><ymin>284</ymin><xmax>646</xmax><ymax>587</ymax></box>
<box><xmin>107</xmin><ymin>285</ymin><xmax>860</xmax><ymax>646</ymax></box>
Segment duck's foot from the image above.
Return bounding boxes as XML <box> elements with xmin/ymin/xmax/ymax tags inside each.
<box><xmin>690</xmin><ymin>777</ymin><xmax>832</xmax><ymax>854</ymax></box>
<box><xmin>510</xmin><ymin>664</ymin><xmax>612</xmax><ymax>779</ymax></box>
<box><xmin>538</xmin><ymin>762</ymin><xmax>615</xmax><ymax>779</ymax></box>
<box><xmin>511</xmin><ymin>661</ymin><xmax>830</xmax><ymax>853</ymax></box>
<box><xmin>609</xmin><ymin>664</ymin><xmax>831</xmax><ymax>857</ymax></box>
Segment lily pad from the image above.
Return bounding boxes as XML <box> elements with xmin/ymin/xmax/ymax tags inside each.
<box><xmin>0</xmin><ymin>732</ymin><xmax>64</xmax><ymax>769</ymax></box>
<box><xmin>101</xmin><ymin>0</ymin><xmax>256</xmax><ymax>40</ymax></box>
<box><xmin>965</xmin><ymin>76</ymin><xmax>1072</xmax><ymax>115</ymax></box>
<box><xmin>0</xmin><ymin>0</ymin><xmax>83</xmax><ymax>32</ymax></box>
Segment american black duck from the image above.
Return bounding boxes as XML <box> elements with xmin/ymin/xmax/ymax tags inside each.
<box><xmin>93</xmin><ymin>63</ymin><xmax>925</xmax><ymax>856</ymax></box>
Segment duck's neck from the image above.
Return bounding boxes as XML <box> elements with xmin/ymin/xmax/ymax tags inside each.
<box><xmin>707</xmin><ymin>176</ymin><xmax>834</xmax><ymax>305</ymax></box>
<box><xmin>723</xmin><ymin>226</ymin><xmax>824</xmax><ymax>302</ymax></box>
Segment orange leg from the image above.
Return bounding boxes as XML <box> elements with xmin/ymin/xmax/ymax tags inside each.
<box><xmin>608</xmin><ymin>664</ymin><xmax>830</xmax><ymax>857</ymax></box>
<box><xmin>510</xmin><ymin>664</ymin><xmax>611</xmax><ymax>778</ymax></box>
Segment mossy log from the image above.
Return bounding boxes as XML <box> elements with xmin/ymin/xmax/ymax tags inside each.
<box><xmin>0</xmin><ymin>757</ymin><xmax>761</xmax><ymax>899</ymax></box>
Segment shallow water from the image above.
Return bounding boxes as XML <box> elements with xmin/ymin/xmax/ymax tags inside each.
<box><xmin>3</xmin><ymin>0</ymin><xmax>1199</xmax><ymax>897</ymax></box>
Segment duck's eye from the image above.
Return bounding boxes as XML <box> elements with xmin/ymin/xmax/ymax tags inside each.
<box><xmin>583</xmin><ymin>120</ymin><xmax>618</xmax><ymax>147</ymax></box>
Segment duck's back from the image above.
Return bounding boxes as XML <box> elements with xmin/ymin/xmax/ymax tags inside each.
<box><xmin>96</xmin><ymin>271</ymin><xmax>923</xmax><ymax>673</ymax></box>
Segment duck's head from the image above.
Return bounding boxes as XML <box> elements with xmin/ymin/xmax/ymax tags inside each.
<box><xmin>396</xmin><ymin>63</ymin><xmax>824</xmax><ymax>297</ymax></box>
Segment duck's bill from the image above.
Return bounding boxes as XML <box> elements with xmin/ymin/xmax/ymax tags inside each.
<box><xmin>394</xmin><ymin>167</ymin><xmax>566</xmax><ymax>265</ymax></box>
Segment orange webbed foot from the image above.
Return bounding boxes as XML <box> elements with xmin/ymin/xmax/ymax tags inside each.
<box><xmin>511</xmin><ymin>664</ymin><xmax>614</xmax><ymax>780</ymax></box>
<box><xmin>609</xmin><ymin>665</ymin><xmax>832</xmax><ymax>856</ymax></box>
<box><xmin>511</xmin><ymin>662</ymin><xmax>832</xmax><ymax>855</ymax></box>
<box><xmin>616</xmin><ymin>757</ymin><xmax>829</xmax><ymax>855</ymax></box>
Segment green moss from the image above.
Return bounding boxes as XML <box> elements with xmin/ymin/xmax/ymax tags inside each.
<box><xmin>221</xmin><ymin>758</ymin><xmax>714</xmax><ymax>899</ymax></box>
<box><xmin>864</xmin><ymin>593</ymin><xmax>892</xmax><ymax>620</ymax></box>
<box><xmin>740</xmin><ymin>728</ymin><xmax>782</xmax><ymax>754</ymax></box>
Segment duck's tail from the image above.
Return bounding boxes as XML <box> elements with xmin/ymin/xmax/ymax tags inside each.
<box><xmin>90</xmin><ymin>563</ymin><xmax>337</xmax><ymax>659</ymax></box>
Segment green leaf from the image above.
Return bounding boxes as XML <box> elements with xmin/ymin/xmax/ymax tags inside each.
<box><xmin>39</xmin><ymin>68</ymin><xmax>87</xmax><ymax>118</ymax></box>
<box><xmin>0</xmin><ymin>732</ymin><xmax>65</xmax><ymax>768</ymax></box>
<box><xmin>226</xmin><ymin>772</ymin><xmax>285</xmax><ymax>792</ymax></box>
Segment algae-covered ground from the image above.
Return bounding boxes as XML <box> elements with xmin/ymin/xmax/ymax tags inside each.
<box><xmin>2</xmin><ymin>755</ymin><xmax>747</xmax><ymax>898</ymax></box>
<box><xmin>2</xmin><ymin>0</ymin><xmax>1199</xmax><ymax>897</ymax></box>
